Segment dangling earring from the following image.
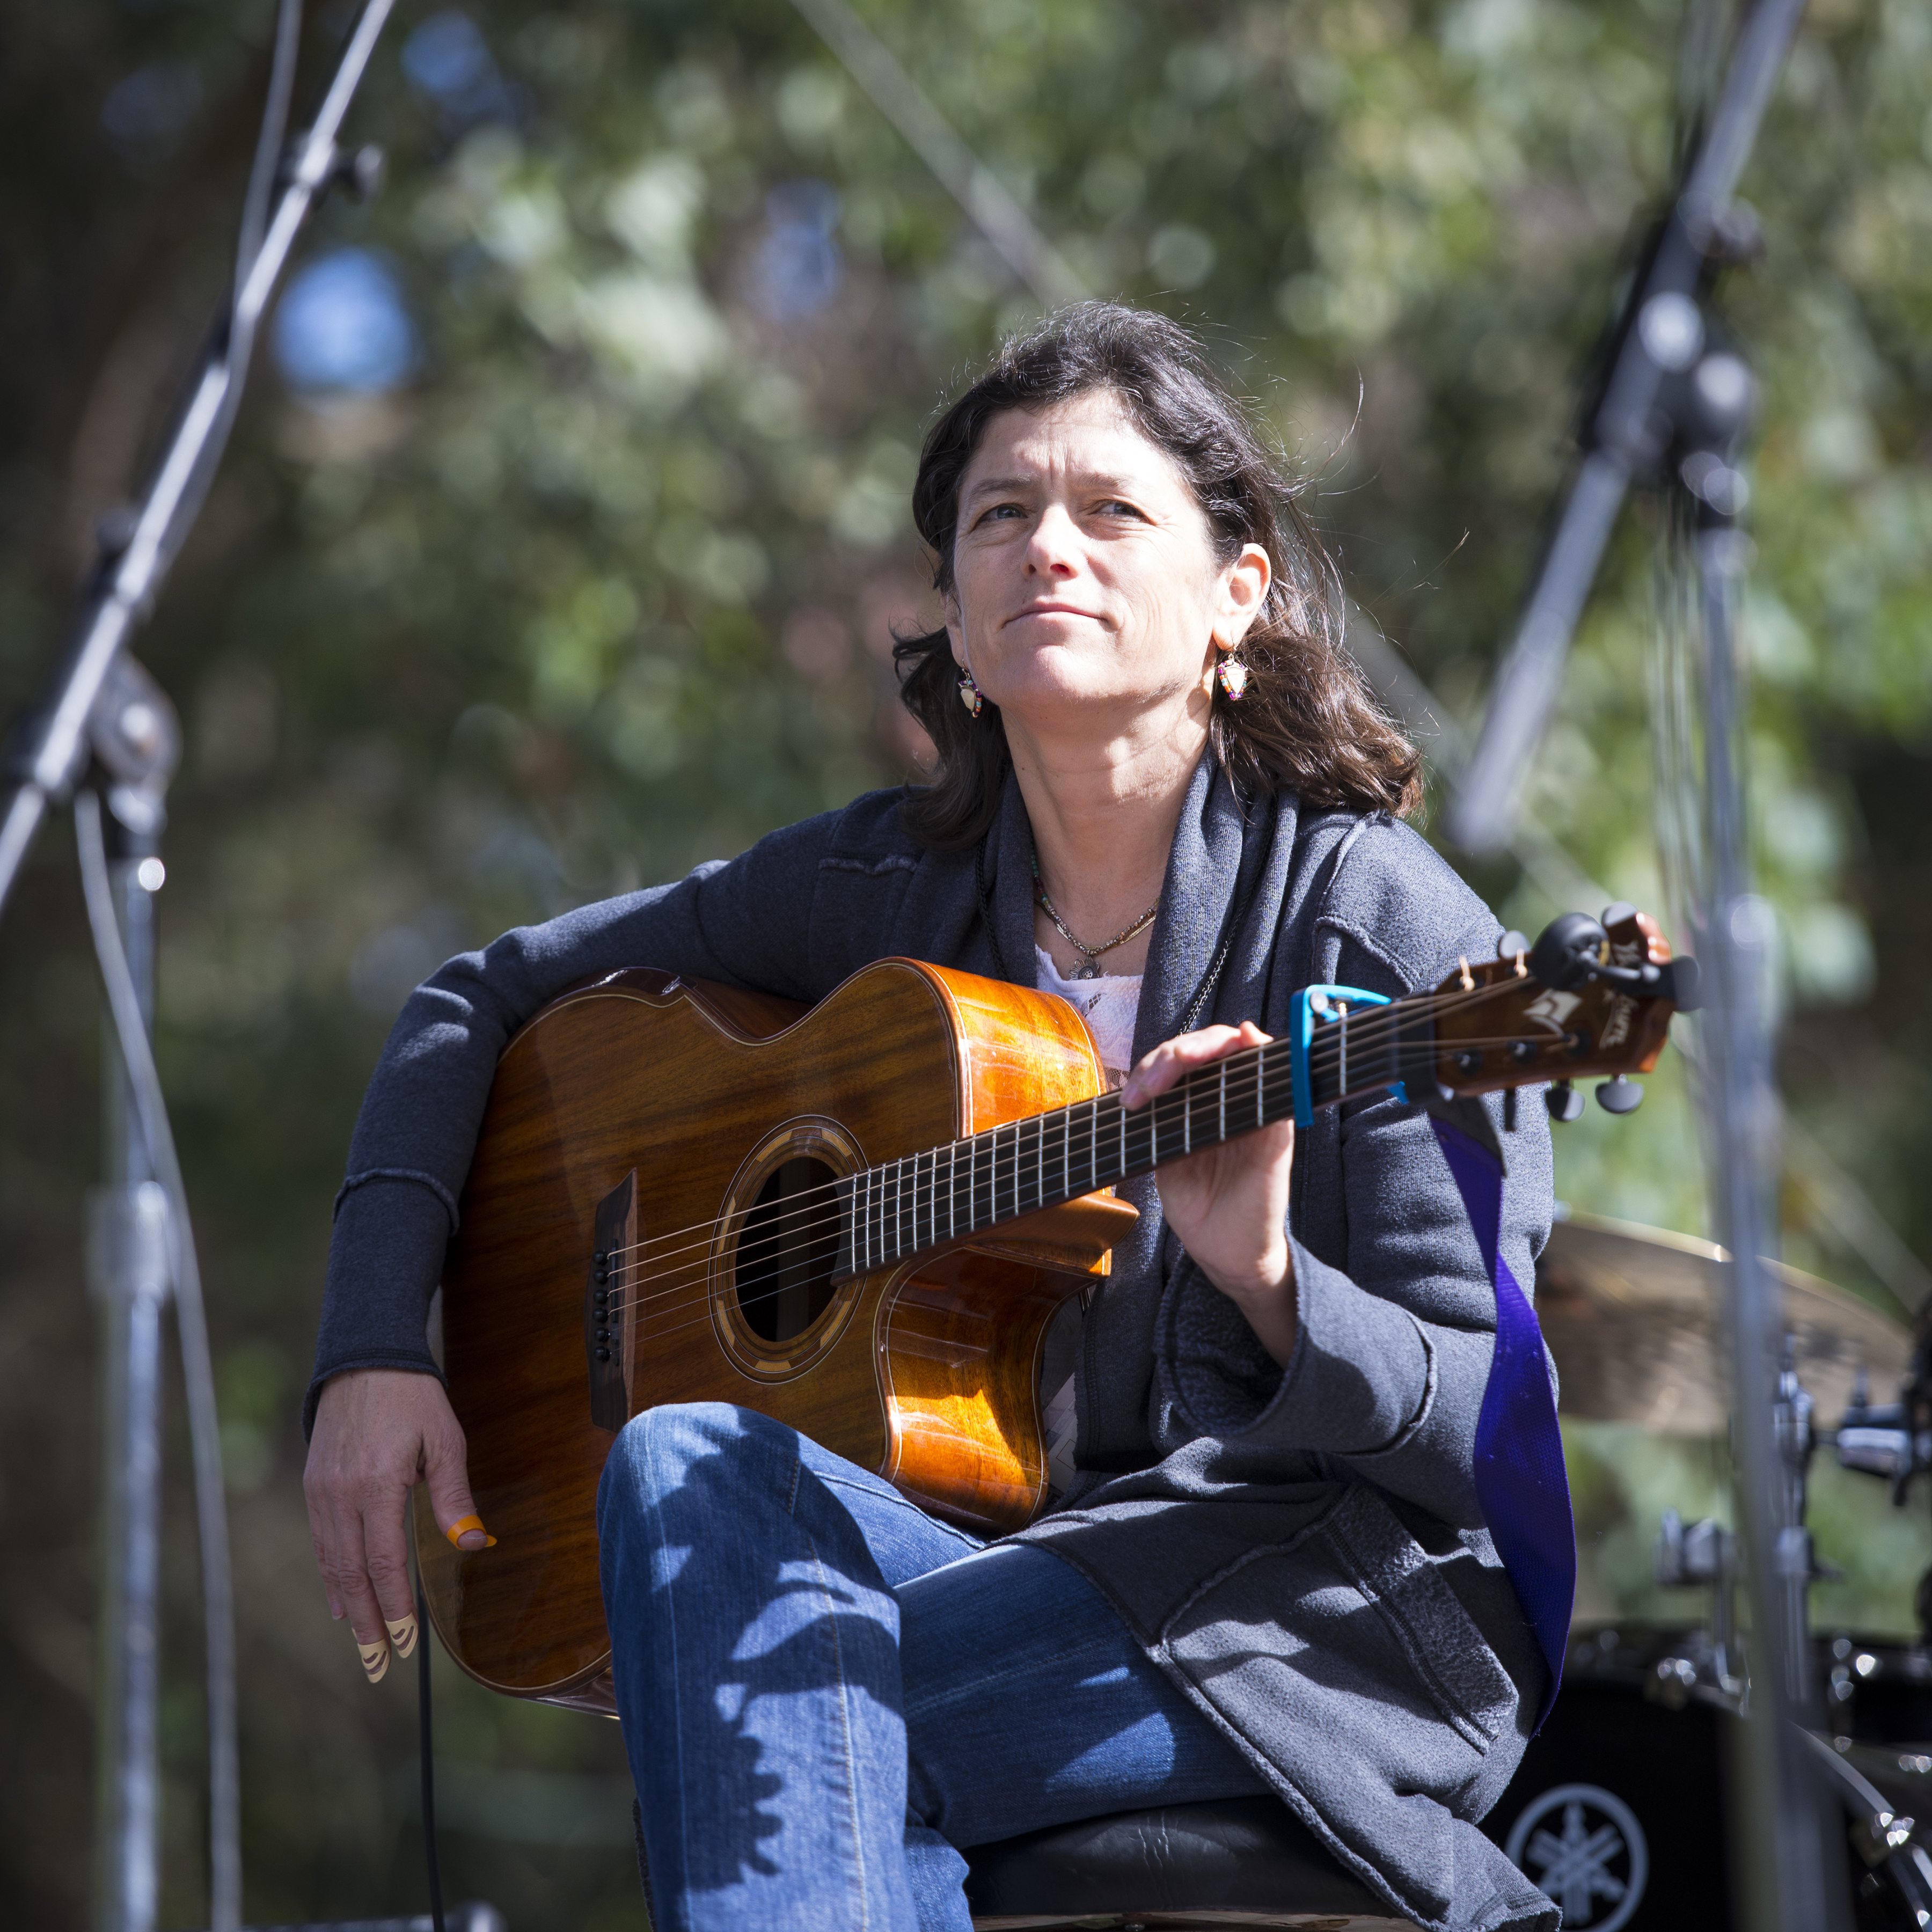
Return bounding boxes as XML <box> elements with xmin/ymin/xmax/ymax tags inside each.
<box><xmin>1216</xmin><ymin>654</ymin><xmax>1248</xmax><ymax>701</ymax></box>
<box><xmin>958</xmin><ymin>668</ymin><xmax>985</xmax><ymax>717</ymax></box>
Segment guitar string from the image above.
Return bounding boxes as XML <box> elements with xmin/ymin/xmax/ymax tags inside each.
<box><xmin>579</xmin><ymin>1056</ymin><xmax>1284</xmax><ymax>1323</ymax></box>
<box><xmin>588</xmin><ymin>971</ymin><xmax>1538</xmax><ymax>1275</ymax></box>
<box><xmin>575</xmin><ymin>1008</ymin><xmax>1582</xmax><ymax>1331</ymax></box>
<box><xmin>588</xmin><ymin>974</ymin><xmax>1558</xmax><ymax>1288</ymax></box>
<box><xmin>589</xmin><ymin>1016</ymin><xmax>1324</xmax><ymax>1292</ymax></box>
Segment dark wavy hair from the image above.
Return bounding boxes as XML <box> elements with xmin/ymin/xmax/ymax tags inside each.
<box><xmin>892</xmin><ymin>302</ymin><xmax>1422</xmax><ymax>850</ymax></box>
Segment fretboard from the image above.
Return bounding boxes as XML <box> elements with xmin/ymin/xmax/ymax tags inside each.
<box><xmin>833</xmin><ymin>990</ymin><xmax>1435</xmax><ymax>1279</ymax></box>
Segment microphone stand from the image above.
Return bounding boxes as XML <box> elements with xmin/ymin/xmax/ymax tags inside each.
<box><xmin>0</xmin><ymin>6</ymin><xmax>398</xmax><ymax>1929</ymax></box>
<box><xmin>1447</xmin><ymin>4</ymin><xmax>1848</xmax><ymax>1927</ymax></box>
<box><xmin>0</xmin><ymin>0</ymin><xmax>394</xmax><ymax>917</ymax></box>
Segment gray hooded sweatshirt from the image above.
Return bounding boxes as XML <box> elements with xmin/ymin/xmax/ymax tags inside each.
<box><xmin>311</xmin><ymin>756</ymin><xmax>1560</xmax><ymax>1932</ymax></box>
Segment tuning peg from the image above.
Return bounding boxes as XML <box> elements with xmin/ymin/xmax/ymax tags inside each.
<box><xmin>1496</xmin><ymin>930</ymin><xmax>1529</xmax><ymax>961</ymax></box>
<box><xmin>1529</xmin><ymin>913</ymin><xmax>1609</xmax><ymax>991</ymax></box>
<box><xmin>1546</xmin><ymin>1080</ymin><xmax>1585</xmax><ymax>1123</ymax></box>
<box><xmin>1596</xmin><ymin>1075</ymin><xmax>1644</xmax><ymax>1115</ymax></box>
<box><xmin>1663</xmin><ymin>955</ymin><xmax>1702</xmax><ymax>1012</ymax></box>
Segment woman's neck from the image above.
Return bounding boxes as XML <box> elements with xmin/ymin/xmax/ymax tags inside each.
<box><xmin>1004</xmin><ymin>698</ymin><xmax>1208</xmax><ymax>977</ymax></box>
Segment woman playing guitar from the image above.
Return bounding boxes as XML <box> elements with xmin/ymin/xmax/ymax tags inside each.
<box><xmin>303</xmin><ymin>304</ymin><xmax>1560</xmax><ymax>1932</ymax></box>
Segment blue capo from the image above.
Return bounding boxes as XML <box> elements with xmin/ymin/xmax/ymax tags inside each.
<box><xmin>1289</xmin><ymin>984</ymin><xmax>1406</xmax><ymax>1128</ymax></box>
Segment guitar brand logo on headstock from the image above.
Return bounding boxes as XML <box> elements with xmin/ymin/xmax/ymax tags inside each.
<box><xmin>1600</xmin><ymin>994</ymin><xmax>1636</xmax><ymax>1050</ymax></box>
<box><xmin>1522</xmin><ymin>989</ymin><xmax>1583</xmax><ymax>1034</ymax></box>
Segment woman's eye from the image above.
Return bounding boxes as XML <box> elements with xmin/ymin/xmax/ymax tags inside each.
<box><xmin>974</xmin><ymin>502</ymin><xmax>1026</xmax><ymax>526</ymax></box>
<box><xmin>1096</xmin><ymin>499</ymin><xmax>1146</xmax><ymax>520</ymax></box>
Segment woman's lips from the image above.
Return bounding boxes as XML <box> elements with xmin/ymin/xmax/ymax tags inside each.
<box><xmin>1005</xmin><ymin>602</ymin><xmax>1106</xmax><ymax>627</ymax></box>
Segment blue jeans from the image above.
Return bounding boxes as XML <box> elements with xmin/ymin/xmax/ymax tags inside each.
<box><xmin>596</xmin><ymin>1402</ymin><xmax>1269</xmax><ymax>1932</ymax></box>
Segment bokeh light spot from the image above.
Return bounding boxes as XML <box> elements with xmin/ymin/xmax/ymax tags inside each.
<box><xmin>273</xmin><ymin>250</ymin><xmax>419</xmax><ymax>396</ymax></box>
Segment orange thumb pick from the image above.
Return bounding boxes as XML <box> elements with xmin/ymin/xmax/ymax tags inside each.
<box><xmin>445</xmin><ymin>1513</ymin><xmax>499</xmax><ymax>1549</ymax></box>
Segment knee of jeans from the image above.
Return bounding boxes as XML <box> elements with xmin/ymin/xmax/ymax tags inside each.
<box><xmin>598</xmin><ymin>1402</ymin><xmax>783</xmax><ymax>1526</ymax></box>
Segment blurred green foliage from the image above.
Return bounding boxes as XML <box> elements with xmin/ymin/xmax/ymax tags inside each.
<box><xmin>2</xmin><ymin>0</ymin><xmax>1929</xmax><ymax>1926</ymax></box>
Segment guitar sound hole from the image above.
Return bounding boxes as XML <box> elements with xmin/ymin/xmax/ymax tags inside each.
<box><xmin>737</xmin><ymin>1157</ymin><xmax>841</xmax><ymax>1344</ymax></box>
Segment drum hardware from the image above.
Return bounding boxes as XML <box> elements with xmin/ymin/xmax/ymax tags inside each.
<box><xmin>1497</xmin><ymin>1628</ymin><xmax>1932</xmax><ymax>1927</ymax></box>
<box><xmin>1801</xmin><ymin>1730</ymin><xmax>1932</xmax><ymax>1925</ymax></box>
<box><xmin>1498</xmin><ymin>1216</ymin><xmax>1932</xmax><ymax>1922</ymax></box>
<box><xmin>1654</xmin><ymin>1512</ymin><xmax>1743</xmax><ymax>1700</ymax></box>
<box><xmin>1829</xmin><ymin>1321</ymin><xmax>1932</xmax><ymax>1650</ymax></box>
<box><xmin>1833</xmin><ymin>1369</ymin><xmax>1932</xmax><ymax>1500</ymax></box>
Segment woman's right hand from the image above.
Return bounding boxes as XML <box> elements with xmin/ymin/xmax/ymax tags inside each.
<box><xmin>303</xmin><ymin>1367</ymin><xmax>489</xmax><ymax>1685</ymax></box>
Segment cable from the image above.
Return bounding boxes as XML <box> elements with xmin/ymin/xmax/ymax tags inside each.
<box><xmin>235</xmin><ymin>0</ymin><xmax>305</xmax><ymax>354</ymax></box>
<box><xmin>414</xmin><ymin>1563</ymin><xmax>447</xmax><ymax>1932</ymax></box>
<box><xmin>77</xmin><ymin>790</ymin><xmax>241</xmax><ymax>1932</ymax></box>
<box><xmin>158</xmin><ymin>0</ymin><xmax>305</xmax><ymax>590</ymax></box>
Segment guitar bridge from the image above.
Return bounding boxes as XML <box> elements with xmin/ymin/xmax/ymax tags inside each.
<box><xmin>586</xmin><ymin>1172</ymin><xmax>639</xmax><ymax>1432</ymax></box>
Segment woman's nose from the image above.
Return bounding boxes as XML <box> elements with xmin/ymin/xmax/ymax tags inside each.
<box><xmin>1024</xmin><ymin>505</ymin><xmax>1081</xmax><ymax>577</ymax></box>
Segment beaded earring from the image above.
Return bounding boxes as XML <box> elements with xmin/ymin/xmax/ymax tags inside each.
<box><xmin>958</xmin><ymin>668</ymin><xmax>985</xmax><ymax>717</ymax></box>
<box><xmin>1216</xmin><ymin>655</ymin><xmax>1249</xmax><ymax>701</ymax></box>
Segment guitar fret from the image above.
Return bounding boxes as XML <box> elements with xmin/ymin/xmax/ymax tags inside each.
<box><xmin>1183</xmin><ymin>1079</ymin><xmax>1193</xmax><ymax>1155</ymax></box>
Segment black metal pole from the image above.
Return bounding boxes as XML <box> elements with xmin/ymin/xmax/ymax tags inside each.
<box><xmin>1693</xmin><ymin>508</ymin><xmax>1845</xmax><ymax>1929</ymax></box>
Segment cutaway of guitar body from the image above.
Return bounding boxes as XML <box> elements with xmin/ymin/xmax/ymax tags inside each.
<box><xmin>415</xmin><ymin>957</ymin><xmax>1138</xmax><ymax>1711</ymax></box>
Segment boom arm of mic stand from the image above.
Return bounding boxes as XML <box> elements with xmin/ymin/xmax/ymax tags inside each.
<box><xmin>0</xmin><ymin>0</ymin><xmax>397</xmax><ymax>921</ymax></box>
<box><xmin>1444</xmin><ymin>450</ymin><xmax>1629</xmax><ymax>854</ymax></box>
<box><xmin>1445</xmin><ymin>0</ymin><xmax>1809</xmax><ymax>857</ymax></box>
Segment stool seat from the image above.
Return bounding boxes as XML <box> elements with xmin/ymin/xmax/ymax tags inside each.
<box><xmin>963</xmin><ymin>1794</ymin><xmax>1421</xmax><ymax>1929</ymax></box>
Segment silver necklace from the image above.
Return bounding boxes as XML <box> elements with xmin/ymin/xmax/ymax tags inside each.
<box><xmin>1031</xmin><ymin>847</ymin><xmax>1160</xmax><ymax>981</ymax></box>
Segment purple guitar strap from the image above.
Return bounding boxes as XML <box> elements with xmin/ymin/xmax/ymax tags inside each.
<box><xmin>1427</xmin><ymin>1100</ymin><xmax>1575</xmax><ymax>1731</ymax></box>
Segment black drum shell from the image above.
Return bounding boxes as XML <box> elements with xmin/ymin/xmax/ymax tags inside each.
<box><xmin>1483</xmin><ymin>1626</ymin><xmax>1932</xmax><ymax>1931</ymax></box>
<box><xmin>1483</xmin><ymin>1637</ymin><xmax>1735</xmax><ymax>1930</ymax></box>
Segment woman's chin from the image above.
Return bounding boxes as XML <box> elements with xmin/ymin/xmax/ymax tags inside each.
<box><xmin>993</xmin><ymin>678</ymin><xmax>1195</xmax><ymax>731</ymax></box>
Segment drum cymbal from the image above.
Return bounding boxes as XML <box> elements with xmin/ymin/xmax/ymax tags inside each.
<box><xmin>1536</xmin><ymin>1212</ymin><xmax>1911</xmax><ymax>1434</ymax></box>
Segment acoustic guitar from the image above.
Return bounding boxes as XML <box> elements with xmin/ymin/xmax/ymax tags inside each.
<box><xmin>414</xmin><ymin>906</ymin><xmax>1694</xmax><ymax>1713</ymax></box>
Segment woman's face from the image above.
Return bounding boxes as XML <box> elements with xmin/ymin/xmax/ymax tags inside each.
<box><xmin>945</xmin><ymin>390</ymin><xmax>1270</xmax><ymax>733</ymax></box>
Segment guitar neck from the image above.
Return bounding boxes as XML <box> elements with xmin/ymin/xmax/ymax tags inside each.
<box><xmin>835</xmin><ymin>985</ymin><xmax>1437</xmax><ymax>1279</ymax></box>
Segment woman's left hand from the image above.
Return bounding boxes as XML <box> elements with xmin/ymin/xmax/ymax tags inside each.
<box><xmin>1121</xmin><ymin>1020</ymin><xmax>1298</xmax><ymax>1366</ymax></box>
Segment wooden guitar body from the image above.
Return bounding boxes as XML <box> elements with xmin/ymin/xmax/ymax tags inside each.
<box><xmin>414</xmin><ymin>958</ymin><xmax>1137</xmax><ymax>1714</ymax></box>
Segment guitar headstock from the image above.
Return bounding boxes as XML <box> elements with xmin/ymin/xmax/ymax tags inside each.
<box><xmin>1431</xmin><ymin>908</ymin><xmax>1696</xmax><ymax>1110</ymax></box>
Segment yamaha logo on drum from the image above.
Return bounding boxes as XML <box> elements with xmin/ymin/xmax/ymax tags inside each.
<box><xmin>1503</xmin><ymin>1783</ymin><xmax>1650</xmax><ymax>1931</ymax></box>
